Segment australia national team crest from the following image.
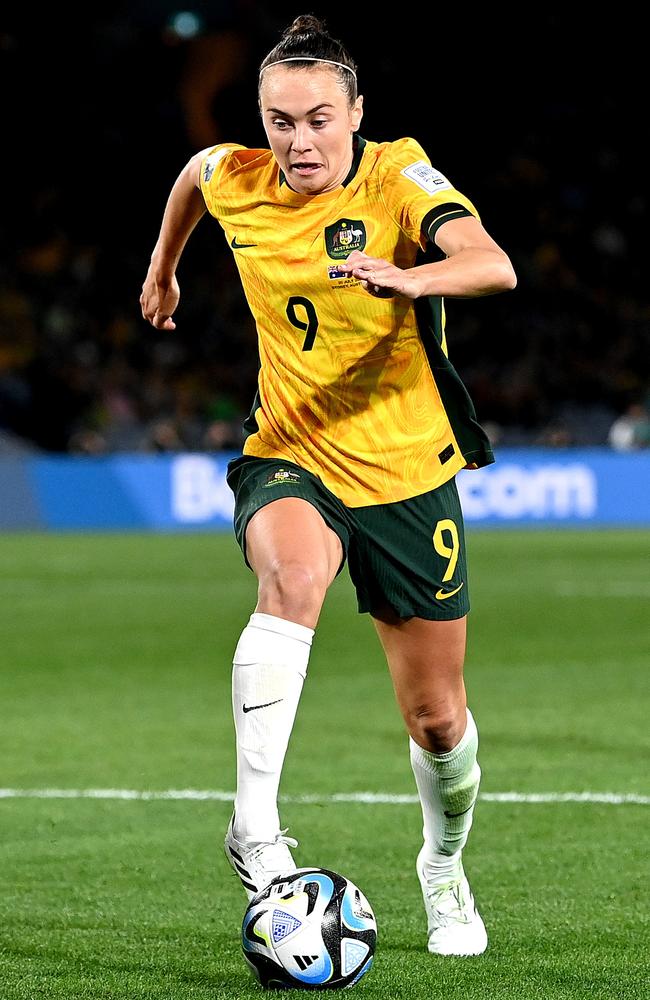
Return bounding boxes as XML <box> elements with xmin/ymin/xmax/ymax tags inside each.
<box><xmin>325</xmin><ymin>219</ymin><xmax>367</xmax><ymax>260</ymax></box>
<box><xmin>263</xmin><ymin>468</ymin><xmax>301</xmax><ymax>488</ymax></box>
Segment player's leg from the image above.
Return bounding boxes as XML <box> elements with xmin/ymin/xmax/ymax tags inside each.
<box><xmin>246</xmin><ymin>495</ymin><xmax>343</xmax><ymax>628</ymax></box>
<box><xmin>224</xmin><ymin>459</ymin><xmax>349</xmax><ymax>897</ymax></box>
<box><xmin>372</xmin><ymin>613</ymin><xmax>480</xmax><ymax>874</ymax></box>
<box><xmin>349</xmin><ymin>476</ymin><xmax>485</xmax><ymax>952</ymax></box>
<box><xmin>372</xmin><ymin>611</ymin><xmax>486</xmax><ymax>955</ymax></box>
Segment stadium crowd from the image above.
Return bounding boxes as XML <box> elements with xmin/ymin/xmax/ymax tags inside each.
<box><xmin>2</xmin><ymin>6</ymin><xmax>648</xmax><ymax>456</ymax></box>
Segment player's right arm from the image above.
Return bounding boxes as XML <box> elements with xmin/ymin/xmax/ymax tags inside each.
<box><xmin>140</xmin><ymin>149</ymin><xmax>209</xmax><ymax>330</ymax></box>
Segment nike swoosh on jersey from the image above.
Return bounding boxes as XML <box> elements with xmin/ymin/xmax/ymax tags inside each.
<box><xmin>435</xmin><ymin>582</ymin><xmax>465</xmax><ymax>601</ymax></box>
<box><xmin>231</xmin><ymin>237</ymin><xmax>257</xmax><ymax>249</ymax></box>
<box><xmin>242</xmin><ymin>698</ymin><xmax>283</xmax><ymax>713</ymax></box>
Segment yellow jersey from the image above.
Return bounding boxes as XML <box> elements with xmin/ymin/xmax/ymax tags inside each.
<box><xmin>200</xmin><ymin>135</ymin><xmax>494</xmax><ymax>507</ymax></box>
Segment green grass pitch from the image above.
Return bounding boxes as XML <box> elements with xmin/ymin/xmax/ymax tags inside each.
<box><xmin>1</xmin><ymin>529</ymin><xmax>648</xmax><ymax>999</ymax></box>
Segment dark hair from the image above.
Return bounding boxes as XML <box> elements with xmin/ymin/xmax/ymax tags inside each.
<box><xmin>259</xmin><ymin>14</ymin><xmax>358</xmax><ymax>105</ymax></box>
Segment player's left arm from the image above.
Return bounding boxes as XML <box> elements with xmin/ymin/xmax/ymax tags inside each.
<box><xmin>341</xmin><ymin>216</ymin><xmax>517</xmax><ymax>300</ymax></box>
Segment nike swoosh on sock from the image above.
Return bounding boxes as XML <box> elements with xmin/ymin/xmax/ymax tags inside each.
<box><xmin>242</xmin><ymin>699</ymin><xmax>284</xmax><ymax>714</ymax></box>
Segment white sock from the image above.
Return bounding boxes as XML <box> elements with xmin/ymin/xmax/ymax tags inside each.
<box><xmin>409</xmin><ymin>708</ymin><xmax>481</xmax><ymax>880</ymax></box>
<box><xmin>231</xmin><ymin>612</ymin><xmax>314</xmax><ymax>842</ymax></box>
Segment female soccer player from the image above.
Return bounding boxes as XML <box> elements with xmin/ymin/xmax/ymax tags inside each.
<box><xmin>140</xmin><ymin>14</ymin><xmax>516</xmax><ymax>956</ymax></box>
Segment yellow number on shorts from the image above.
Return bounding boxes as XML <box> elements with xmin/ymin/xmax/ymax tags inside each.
<box><xmin>432</xmin><ymin>518</ymin><xmax>460</xmax><ymax>583</ymax></box>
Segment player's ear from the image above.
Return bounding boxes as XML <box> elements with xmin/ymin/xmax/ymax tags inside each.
<box><xmin>351</xmin><ymin>94</ymin><xmax>364</xmax><ymax>132</ymax></box>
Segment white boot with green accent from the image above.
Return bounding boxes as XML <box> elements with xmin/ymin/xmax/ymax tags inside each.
<box><xmin>417</xmin><ymin>847</ymin><xmax>488</xmax><ymax>956</ymax></box>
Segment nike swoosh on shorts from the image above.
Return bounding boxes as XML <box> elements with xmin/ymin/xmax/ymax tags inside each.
<box><xmin>435</xmin><ymin>582</ymin><xmax>465</xmax><ymax>601</ymax></box>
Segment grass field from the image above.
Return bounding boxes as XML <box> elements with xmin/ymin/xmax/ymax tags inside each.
<box><xmin>1</xmin><ymin>529</ymin><xmax>648</xmax><ymax>999</ymax></box>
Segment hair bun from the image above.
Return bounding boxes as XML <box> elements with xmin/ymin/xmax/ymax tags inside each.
<box><xmin>284</xmin><ymin>14</ymin><xmax>328</xmax><ymax>38</ymax></box>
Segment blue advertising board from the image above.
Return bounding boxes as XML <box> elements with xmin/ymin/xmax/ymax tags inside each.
<box><xmin>0</xmin><ymin>450</ymin><xmax>648</xmax><ymax>531</ymax></box>
<box><xmin>456</xmin><ymin>449</ymin><xmax>649</xmax><ymax>526</ymax></box>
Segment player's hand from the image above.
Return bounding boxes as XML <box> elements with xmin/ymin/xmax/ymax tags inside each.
<box><xmin>338</xmin><ymin>251</ymin><xmax>420</xmax><ymax>299</ymax></box>
<box><xmin>140</xmin><ymin>269</ymin><xmax>180</xmax><ymax>330</ymax></box>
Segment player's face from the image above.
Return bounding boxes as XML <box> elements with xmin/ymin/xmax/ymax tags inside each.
<box><xmin>260</xmin><ymin>67</ymin><xmax>363</xmax><ymax>195</ymax></box>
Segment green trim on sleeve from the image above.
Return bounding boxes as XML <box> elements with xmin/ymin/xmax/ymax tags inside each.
<box><xmin>413</xmin><ymin>244</ymin><xmax>494</xmax><ymax>469</ymax></box>
<box><xmin>422</xmin><ymin>203</ymin><xmax>474</xmax><ymax>243</ymax></box>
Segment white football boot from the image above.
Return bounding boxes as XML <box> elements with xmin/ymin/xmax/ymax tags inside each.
<box><xmin>224</xmin><ymin>815</ymin><xmax>298</xmax><ymax>900</ymax></box>
<box><xmin>417</xmin><ymin>846</ymin><xmax>488</xmax><ymax>955</ymax></box>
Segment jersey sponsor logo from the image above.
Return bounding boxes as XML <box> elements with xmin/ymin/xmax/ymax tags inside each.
<box><xmin>435</xmin><ymin>581</ymin><xmax>465</xmax><ymax>601</ymax></box>
<box><xmin>231</xmin><ymin>236</ymin><xmax>258</xmax><ymax>249</ymax></box>
<box><xmin>325</xmin><ymin>219</ymin><xmax>367</xmax><ymax>260</ymax></box>
<box><xmin>401</xmin><ymin>160</ymin><xmax>453</xmax><ymax>195</ymax></box>
<box><xmin>262</xmin><ymin>468</ymin><xmax>301</xmax><ymax>488</ymax></box>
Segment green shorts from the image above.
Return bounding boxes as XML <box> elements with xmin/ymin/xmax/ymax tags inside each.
<box><xmin>226</xmin><ymin>455</ymin><xmax>470</xmax><ymax>621</ymax></box>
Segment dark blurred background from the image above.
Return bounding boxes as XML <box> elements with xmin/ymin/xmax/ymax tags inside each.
<box><xmin>2</xmin><ymin>3</ymin><xmax>649</xmax><ymax>457</ymax></box>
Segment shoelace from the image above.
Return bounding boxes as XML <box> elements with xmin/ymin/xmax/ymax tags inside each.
<box><xmin>241</xmin><ymin>828</ymin><xmax>298</xmax><ymax>848</ymax></box>
<box><xmin>242</xmin><ymin>829</ymin><xmax>298</xmax><ymax>867</ymax></box>
<box><xmin>424</xmin><ymin>880</ymin><xmax>473</xmax><ymax>926</ymax></box>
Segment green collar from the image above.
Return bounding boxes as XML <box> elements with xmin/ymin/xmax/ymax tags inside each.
<box><xmin>279</xmin><ymin>134</ymin><xmax>367</xmax><ymax>190</ymax></box>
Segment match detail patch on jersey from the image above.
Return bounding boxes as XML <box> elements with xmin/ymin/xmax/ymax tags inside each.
<box><xmin>325</xmin><ymin>219</ymin><xmax>367</xmax><ymax>260</ymax></box>
<box><xmin>327</xmin><ymin>265</ymin><xmax>360</xmax><ymax>286</ymax></box>
<box><xmin>401</xmin><ymin>161</ymin><xmax>452</xmax><ymax>195</ymax></box>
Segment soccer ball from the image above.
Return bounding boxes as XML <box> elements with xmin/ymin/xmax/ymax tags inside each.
<box><xmin>241</xmin><ymin>867</ymin><xmax>377</xmax><ymax>990</ymax></box>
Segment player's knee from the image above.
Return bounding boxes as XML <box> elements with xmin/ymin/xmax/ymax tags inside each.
<box><xmin>408</xmin><ymin>701</ymin><xmax>466</xmax><ymax>754</ymax></box>
<box><xmin>257</xmin><ymin>559</ymin><xmax>328</xmax><ymax>624</ymax></box>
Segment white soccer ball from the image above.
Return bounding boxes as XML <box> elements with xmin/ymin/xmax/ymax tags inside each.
<box><xmin>241</xmin><ymin>867</ymin><xmax>377</xmax><ymax>989</ymax></box>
